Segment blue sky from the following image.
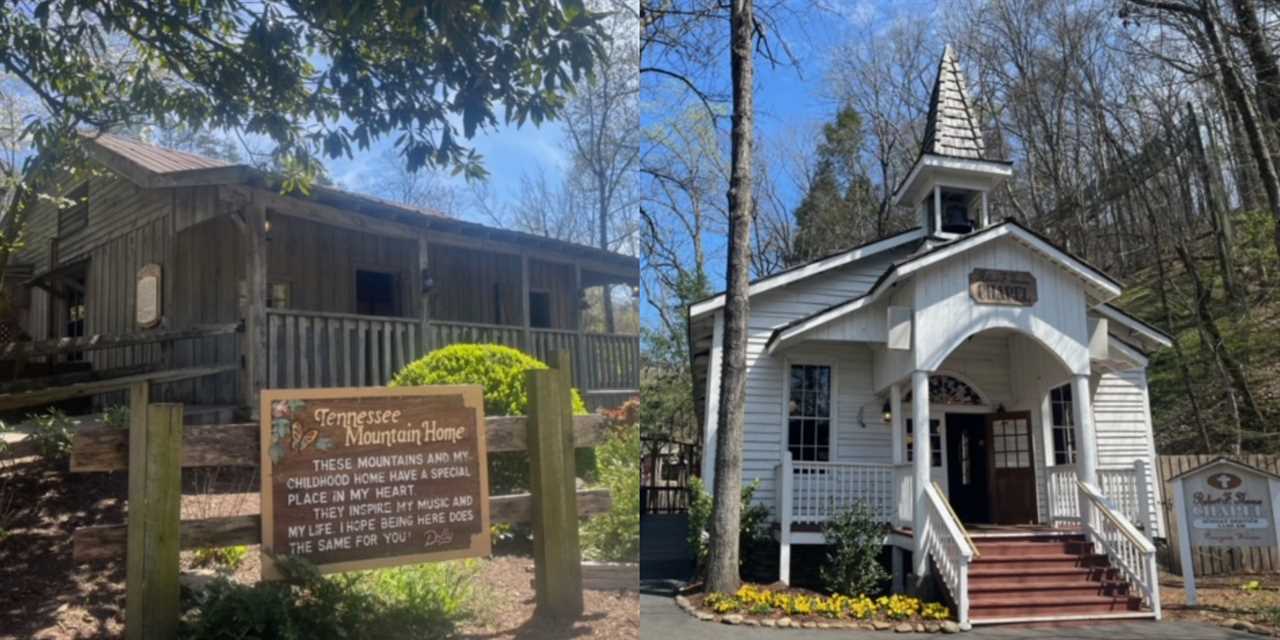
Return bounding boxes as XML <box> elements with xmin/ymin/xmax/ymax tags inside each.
<box><xmin>640</xmin><ymin>0</ymin><xmax>940</xmax><ymax>321</ymax></box>
<box><xmin>323</xmin><ymin>115</ymin><xmax>573</xmax><ymax>222</ymax></box>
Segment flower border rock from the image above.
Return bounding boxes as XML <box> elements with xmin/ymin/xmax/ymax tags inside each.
<box><xmin>674</xmin><ymin>594</ymin><xmax>962</xmax><ymax>633</ymax></box>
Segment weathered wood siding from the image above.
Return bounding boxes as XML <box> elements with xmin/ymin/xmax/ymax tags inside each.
<box><xmin>427</xmin><ymin>243</ymin><xmax>523</xmax><ymax>325</ymax></box>
<box><xmin>267</xmin><ymin>213</ymin><xmax>417</xmax><ymax>317</ymax></box>
<box><xmin>165</xmin><ymin>215</ymin><xmax>242</xmax><ymax>405</ymax></box>
<box><xmin>528</xmin><ymin>258</ymin><xmax>577</xmax><ymax>330</ymax></box>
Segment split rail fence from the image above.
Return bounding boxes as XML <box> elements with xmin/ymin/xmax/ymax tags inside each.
<box><xmin>65</xmin><ymin>351</ymin><xmax>632</xmax><ymax>639</ymax></box>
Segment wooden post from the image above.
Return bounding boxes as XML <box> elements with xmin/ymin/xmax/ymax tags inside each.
<box><xmin>779</xmin><ymin>452</ymin><xmax>793</xmax><ymax>585</ymax></box>
<box><xmin>526</xmin><ymin>352</ymin><xmax>584</xmax><ymax>618</ymax></box>
<box><xmin>417</xmin><ymin>234</ymin><xmax>430</xmax><ymax>357</ymax></box>
<box><xmin>1135</xmin><ymin>458</ymin><xmax>1153</xmax><ymax>537</ymax></box>
<box><xmin>573</xmin><ymin>263</ymin><xmax>586</xmax><ymax>391</ymax></box>
<box><xmin>520</xmin><ymin>253</ymin><xmax>531</xmax><ymax>352</ymax></box>
<box><xmin>243</xmin><ymin>202</ymin><xmax>268</xmax><ymax>418</ymax></box>
<box><xmin>125</xmin><ymin>384</ymin><xmax>182</xmax><ymax>640</ymax></box>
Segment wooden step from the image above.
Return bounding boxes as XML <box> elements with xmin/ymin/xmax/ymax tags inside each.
<box><xmin>969</xmin><ymin>593</ymin><xmax>1143</xmax><ymax>619</ymax></box>
<box><xmin>971</xmin><ymin>553</ymin><xmax>1110</xmax><ymax>572</ymax></box>
<box><xmin>968</xmin><ymin>579</ymin><xmax>1131</xmax><ymax>596</ymax></box>
<box><xmin>968</xmin><ymin>566</ymin><xmax>1120</xmax><ymax>584</ymax></box>
<box><xmin>974</xmin><ymin>540</ymin><xmax>1093</xmax><ymax>556</ymax></box>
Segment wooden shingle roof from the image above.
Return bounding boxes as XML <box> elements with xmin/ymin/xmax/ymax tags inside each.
<box><xmin>921</xmin><ymin>45</ymin><xmax>989</xmax><ymax>161</ymax></box>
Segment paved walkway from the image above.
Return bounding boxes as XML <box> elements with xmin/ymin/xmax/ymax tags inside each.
<box><xmin>640</xmin><ymin>581</ymin><xmax>1257</xmax><ymax>640</ymax></box>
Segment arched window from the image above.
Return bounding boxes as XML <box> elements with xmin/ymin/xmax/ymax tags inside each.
<box><xmin>903</xmin><ymin>375</ymin><xmax>984</xmax><ymax>406</ymax></box>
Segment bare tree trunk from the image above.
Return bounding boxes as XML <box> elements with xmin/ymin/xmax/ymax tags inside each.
<box><xmin>1226</xmin><ymin>0</ymin><xmax>1280</xmax><ymax>130</ymax></box>
<box><xmin>706</xmin><ymin>0</ymin><xmax>755</xmax><ymax>595</ymax></box>
<box><xmin>600</xmin><ymin>186</ymin><xmax>616</xmax><ymax>333</ymax></box>
<box><xmin>1199</xmin><ymin>6</ymin><xmax>1280</xmax><ymax>258</ymax></box>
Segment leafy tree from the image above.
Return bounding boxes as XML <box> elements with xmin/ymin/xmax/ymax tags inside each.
<box><xmin>0</xmin><ymin>0</ymin><xmax>607</xmax><ymax>288</ymax></box>
<box><xmin>789</xmin><ymin>105</ymin><xmax>880</xmax><ymax>264</ymax></box>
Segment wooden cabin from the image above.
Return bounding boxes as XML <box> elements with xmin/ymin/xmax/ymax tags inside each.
<box><xmin>2</xmin><ymin>133</ymin><xmax>639</xmax><ymax>419</ymax></box>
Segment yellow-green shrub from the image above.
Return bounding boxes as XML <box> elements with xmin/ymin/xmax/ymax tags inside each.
<box><xmin>390</xmin><ymin>344</ymin><xmax>586</xmax><ymax>415</ymax></box>
<box><xmin>391</xmin><ymin>344</ymin><xmax>590</xmax><ymax>494</ymax></box>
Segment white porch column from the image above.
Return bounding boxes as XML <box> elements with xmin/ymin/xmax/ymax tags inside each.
<box><xmin>911</xmin><ymin>370</ymin><xmax>931</xmax><ymax>581</ymax></box>
<box><xmin>1072</xmin><ymin>373</ymin><xmax>1099</xmax><ymax>537</ymax></box>
<box><xmin>1071</xmin><ymin>373</ymin><xmax>1099</xmax><ymax>487</ymax></box>
<box><xmin>890</xmin><ymin>383</ymin><xmax>904</xmax><ymax>464</ymax></box>
<box><xmin>700</xmin><ymin>312</ymin><xmax>724</xmax><ymax>487</ymax></box>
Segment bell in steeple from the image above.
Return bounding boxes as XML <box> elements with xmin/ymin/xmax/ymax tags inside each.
<box><xmin>892</xmin><ymin>45</ymin><xmax>1012</xmax><ymax>238</ymax></box>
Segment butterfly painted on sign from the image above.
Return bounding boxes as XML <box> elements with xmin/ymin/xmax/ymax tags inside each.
<box><xmin>268</xmin><ymin>398</ymin><xmax>336</xmax><ymax>464</ymax></box>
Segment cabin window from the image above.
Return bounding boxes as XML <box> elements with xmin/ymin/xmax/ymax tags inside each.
<box><xmin>58</xmin><ymin>182</ymin><xmax>89</xmax><ymax>237</ymax></box>
<box><xmin>268</xmin><ymin>282</ymin><xmax>290</xmax><ymax>309</ymax></box>
<box><xmin>356</xmin><ymin>270</ymin><xmax>398</xmax><ymax>316</ymax></box>
<box><xmin>787</xmin><ymin>364</ymin><xmax>831</xmax><ymax>462</ymax></box>
<box><xmin>64</xmin><ymin>285</ymin><xmax>86</xmax><ymax>361</ymax></box>
<box><xmin>1050</xmin><ymin>384</ymin><xmax>1077</xmax><ymax>465</ymax></box>
<box><xmin>528</xmin><ymin>290</ymin><xmax>552</xmax><ymax>328</ymax></box>
<box><xmin>906</xmin><ymin>419</ymin><xmax>942</xmax><ymax>467</ymax></box>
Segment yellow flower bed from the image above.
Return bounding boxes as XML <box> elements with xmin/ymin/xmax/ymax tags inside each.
<box><xmin>701</xmin><ymin>585</ymin><xmax>952</xmax><ymax>623</ymax></box>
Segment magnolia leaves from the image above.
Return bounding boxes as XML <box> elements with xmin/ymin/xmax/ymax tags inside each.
<box><xmin>269</xmin><ymin>399</ymin><xmax>335</xmax><ymax>464</ymax></box>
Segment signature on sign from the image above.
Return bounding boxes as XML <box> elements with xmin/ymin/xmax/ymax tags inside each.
<box><xmin>423</xmin><ymin>528</ymin><xmax>455</xmax><ymax>548</ymax></box>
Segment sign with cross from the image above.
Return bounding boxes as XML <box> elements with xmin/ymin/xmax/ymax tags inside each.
<box><xmin>1171</xmin><ymin>458</ymin><xmax>1280</xmax><ymax>605</ymax></box>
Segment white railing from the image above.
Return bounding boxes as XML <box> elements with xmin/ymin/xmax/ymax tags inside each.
<box><xmin>894</xmin><ymin>464</ymin><xmax>914</xmax><ymax>528</ymax></box>
<box><xmin>922</xmin><ymin>481</ymin><xmax>978</xmax><ymax>627</ymax></box>
<box><xmin>787</xmin><ymin>460</ymin><xmax>897</xmax><ymax>524</ymax></box>
<box><xmin>1046</xmin><ymin>461</ymin><xmax>1158</xmax><ymax>537</ymax></box>
<box><xmin>1078</xmin><ymin>481</ymin><xmax>1162</xmax><ymax>619</ymax></box>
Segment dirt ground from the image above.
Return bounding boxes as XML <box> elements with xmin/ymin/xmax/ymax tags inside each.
<box><xmin>0</xmin><ymin>455</ymin><xmax>637</xmax><ymax>639</ymax></box>
<box><xmin>1160</xmin><ymin>571</ymin><xmax>1280</xmax><ymax>633</ymax></box>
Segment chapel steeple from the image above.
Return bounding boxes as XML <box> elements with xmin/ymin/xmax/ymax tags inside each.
<box><xmin>894</xmin><ymin>45</ymin><xmax>1012</xmax><ymax>238</ymax></box>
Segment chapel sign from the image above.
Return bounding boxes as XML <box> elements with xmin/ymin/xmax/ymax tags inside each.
<box><xmin>969</xmin><ymin>268</ymin><xmax>1037</xmax><ymax>307</ymax></box>
<box><xmin>259</xmin><ymin>386</ymin><xmax>490</xmax><ymax>577</ymax></box>
<box><xmin>1171</xmin><ymin>458</ymin><xmax>1280</xmax><ymax>605</ymax></box>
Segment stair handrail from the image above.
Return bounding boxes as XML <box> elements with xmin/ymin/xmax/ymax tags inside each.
<box><xmin>921</xmin><ymin>481</ymin><xmax>975</xmax><ymax>628</ymax></box>
<box><xmin>1077</xmin><ymin>480</ymin><xmax>1162</xmax><ymax>619</ymax></box>
<box><xmin>933</xmin><ymin>481</ymin><xmax>980</xmax><ymax>559</ymax></box>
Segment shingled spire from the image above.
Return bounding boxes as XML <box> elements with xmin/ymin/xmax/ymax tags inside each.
<box><xmin>921</xmin><ymin>45</ymin><xmax>988</xmax><ymax>160</ymax></box>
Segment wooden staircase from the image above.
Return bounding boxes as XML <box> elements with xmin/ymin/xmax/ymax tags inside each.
<box><xmin>966</xmin><ymin>532</ymin><xmax>1154</xmax><ymax>624</ymax></box>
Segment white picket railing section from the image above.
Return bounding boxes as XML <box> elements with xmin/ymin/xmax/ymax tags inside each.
<box><xmin>787</xmin><ymin>460</ymin><xmax>897</xmax><ymax>524</ymax></box>
<box><xmin>1046</xmin><ymin>461</ymin><xmax>1158</xmax><ymax>536</ymax></box>
<box><xmin>922</xmin><ymin>481</ymin><xmax>977</xmax><ymax>627</ymax></box>
<box><xmin>1078</xmin><ymin>481</ymin><xmax>1162</xmax><ymax>619</ymax></box>
<box><xmin>894</xmin><ymin>464</ymin><xmax>914</xmax><ymax>528</ymax></box>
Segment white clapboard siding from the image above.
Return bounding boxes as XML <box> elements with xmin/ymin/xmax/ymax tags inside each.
<box><xmin>1093</xmin><ymin>368</ymin><xmax>1164</xmax><ymax>536</ymax></box>
<box><xmin>737</xmin><ymin>249</ymin><xmax>913</xmax><ymax>512</ymax></box>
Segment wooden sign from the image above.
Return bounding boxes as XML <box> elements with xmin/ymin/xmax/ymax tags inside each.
<box><xmin>136</xmin><ymin>264</ymin><xmax>161</xmax><ymax>328</ymax></box>
<box><xmin>259</xmin><ymin>386</ymin><xmax>490</xmax><ymax>577</ymax></box>
<box><xmin>969</xmin><ymin>268</ymin><xmax>1037</xmax><ymax>306</ymax></box>
<box><xmin>1171</xmin><ymin>458</ymin><xmax>1280</xmax><ymax>605</ymax></box>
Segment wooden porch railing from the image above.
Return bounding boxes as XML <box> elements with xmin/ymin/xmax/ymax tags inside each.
<box><xmin>265</xmin><ymin>315</ymin><xmax>639</xmax><ymax>394</ymax></box>
<box><xmin>265</xmin><ymin>309</ymin><xmax>421</xmax><ymax>388</ymax></box>
<box><xmin>786</xmin><ymin>460</ymin><xmax>898</xmax><ymax>524</ymax></box>
<box><xmin>425</xmin><ymin>320</ymin><xmax>638</xmax><ymax>393</ymax></box>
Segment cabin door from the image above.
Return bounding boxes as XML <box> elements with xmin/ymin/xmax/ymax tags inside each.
<box><xmin>986</xmin><ymin>412</ymin><xmax>1037</xmax><ymax>524</ymax></box>
<box><xmin>945</xmin><ymin>413</ymin><xmax>990</xmax><ymax>524</ymax></box>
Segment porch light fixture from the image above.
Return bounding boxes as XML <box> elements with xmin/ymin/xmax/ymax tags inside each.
<box><xmin>420</xmin><ymin>268</ymin><xmax>435</xmax><ymax>294</ymax></box>
<box><xmin>882</xmin><ymin>399</ymin><xmax>892</xmax><ymax>423</ymax></box>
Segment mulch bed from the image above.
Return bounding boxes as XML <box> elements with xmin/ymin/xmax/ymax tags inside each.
<box><xmin>0</xmin><ymin>455</ymin><xmax>638</xmax><ymax>639</ymax></box>
<box><xmin>1160</xmin><ymin>572</ymin><xmax>1280</xmax><ymax>636</ymax></box>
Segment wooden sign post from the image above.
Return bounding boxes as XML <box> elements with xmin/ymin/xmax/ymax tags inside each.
<box><xmin>259</xmin><ymin>386</ymin><xmax>491</xmax><ymax>576</ymax></box>
<box><xmin>1171</xmin><ymin>457</ymin><xmax>1280</xmax><ymax>605</ymax></box>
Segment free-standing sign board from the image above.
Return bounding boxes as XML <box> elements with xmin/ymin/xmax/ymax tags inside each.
<box><xmin>1171</xmin><ymin>457</ymin><xmax>1280</xmax><ymax>605</ymax></box>
<box><xmin>260</xmin><ymin>386</ymin><xmax>490</xmax><ymax>577</ymax></box>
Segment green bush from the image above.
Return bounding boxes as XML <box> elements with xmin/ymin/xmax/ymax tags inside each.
<box><xmin>180</xmin><ymin>556</ymin><xmax>475</xmax><ymax>640</ymax></box>
<box><xmin>391</xmin><ymin>344</ymin><xmax>592</xmax><ymax>494</ymax></box>
<box><xmin>103</xmin><ymin>404</ymin><xmax>130</xmax><ymax>429</ymax></box>
<box><xmin>687</xmin><ymin>477</ymin><xmax>770</xmax><ymax>577</ymax></box>
<box><xmin>581</xmin><ymin>412</ymin><xmax>640</xmax><ymax>562</ymax></box>
<box><xmin>820</xmin><ymin>502</ymin><xmax>889</xmax><ymax>597</ymax></box>
<box><xmin>390</xmin><ymin>344</ymin><xmax>586</xmax><ymax>415</ymax></box>
<box><xmin>192</xmin><ymin>545</ymin><xmax>249</xmax><ymax>571</ymax></box>
<box><xmin>27</xmin><ymin>409</ymin><xmax>74</xmax><ymax>462</ymax></box>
